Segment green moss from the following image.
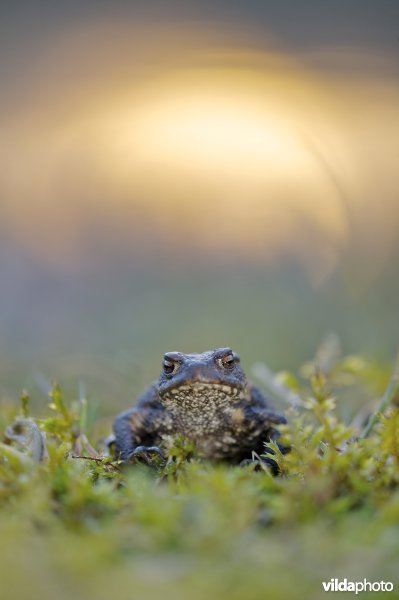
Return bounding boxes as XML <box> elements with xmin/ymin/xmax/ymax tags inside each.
<box><xmin>1</xmin><ymin>342</ymin><xmax>398</xmax><ymax>599</ymax></box>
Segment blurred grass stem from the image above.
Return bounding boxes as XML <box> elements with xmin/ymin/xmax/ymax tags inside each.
<box><xmin>361</xmin><ymin>350</ymin><xmax>399</xmax><ymax>438</ymax></box>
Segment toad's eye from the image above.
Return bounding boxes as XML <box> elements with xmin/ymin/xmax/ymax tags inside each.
<box><xmin>163</xmin><ymin>359</ymin><xmax>177</xmax><ymax>375</ymax></box>
<box><xmin>220</xmin><ymin>354</ymin><xmax>235</xmax><ymax>370</ymax></box>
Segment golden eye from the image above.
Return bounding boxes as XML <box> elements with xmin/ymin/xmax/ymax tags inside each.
<box><xmin>221</xmin><ymin>354</ymin><xmax>235</xmax><ymax>370</ymax></box>
<box><xmin>163</xmin><ymin>359</ymin><xmax>176</xmax><ymax>375</ymax></box>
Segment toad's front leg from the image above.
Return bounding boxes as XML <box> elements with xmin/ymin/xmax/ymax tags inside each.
<box><xmin>236</xmin><ymin>404</ymin><xmax>289</xmax><ymax>473</ymax></box>
<box><xmin>113</xmin><ymin>407</ymin><xmax>164</xmax><ymax>463</ymax></box>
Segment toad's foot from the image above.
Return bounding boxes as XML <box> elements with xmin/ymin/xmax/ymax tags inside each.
<box><xmin>239</xmin><ymin>457</ymin><xmax>279</xmax><ymax>476</ymax></box>
<box><xmin>125</xmin><ymin>445</ymin><xmax>165</xmax><ymax>465</ymax></box>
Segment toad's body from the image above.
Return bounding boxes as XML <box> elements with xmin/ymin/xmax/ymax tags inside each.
<box><xmin>114</xmin><ymin>348</ymin><xmax>286</xmax><ymax>463</ymax></box>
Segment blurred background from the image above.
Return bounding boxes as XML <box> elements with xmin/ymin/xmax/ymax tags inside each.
<box><xmin>0</xmin><ymin>0</ymin><xmax>398</xmax><ymax>413</ymax></box>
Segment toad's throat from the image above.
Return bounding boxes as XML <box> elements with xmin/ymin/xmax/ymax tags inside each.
<box><xmin>161</xmin><ymin>382</ymin><xmax>246</xmax><ymax>425</ymax></box>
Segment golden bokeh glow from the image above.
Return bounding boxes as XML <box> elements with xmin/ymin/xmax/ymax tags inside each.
<box><xmin>1</xmin><ymin>21</ymin><xmax>398</xmax><ymax>281</ymax></box>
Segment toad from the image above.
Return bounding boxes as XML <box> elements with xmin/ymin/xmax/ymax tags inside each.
<box><xmin>113</xmin><ymin>348</ymin><xmax>287</xmax><ymax>471</ymax></box>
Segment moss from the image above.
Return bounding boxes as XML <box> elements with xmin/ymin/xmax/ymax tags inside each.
<box><xmin>1</xmin><ymin>341</ymin><xmax>398</xmax><ymax>599</ymax></box>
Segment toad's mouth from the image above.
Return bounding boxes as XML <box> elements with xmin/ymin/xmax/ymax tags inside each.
<box><xmin>160</xmin><ymin>381</ymin><xmax>244</xmax><ymax>404</ymax></box>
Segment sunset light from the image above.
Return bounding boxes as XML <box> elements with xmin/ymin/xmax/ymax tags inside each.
<box><xmin>0</xmin><ymin>21</ymin><xmax>398</xmax><ymax>282</ymax></box>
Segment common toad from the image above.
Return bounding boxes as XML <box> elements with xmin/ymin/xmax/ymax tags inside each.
<box><xmin>113</xmin><ymin>348</ymin><xmax>287</xmax><ymax>471</ymax></box>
